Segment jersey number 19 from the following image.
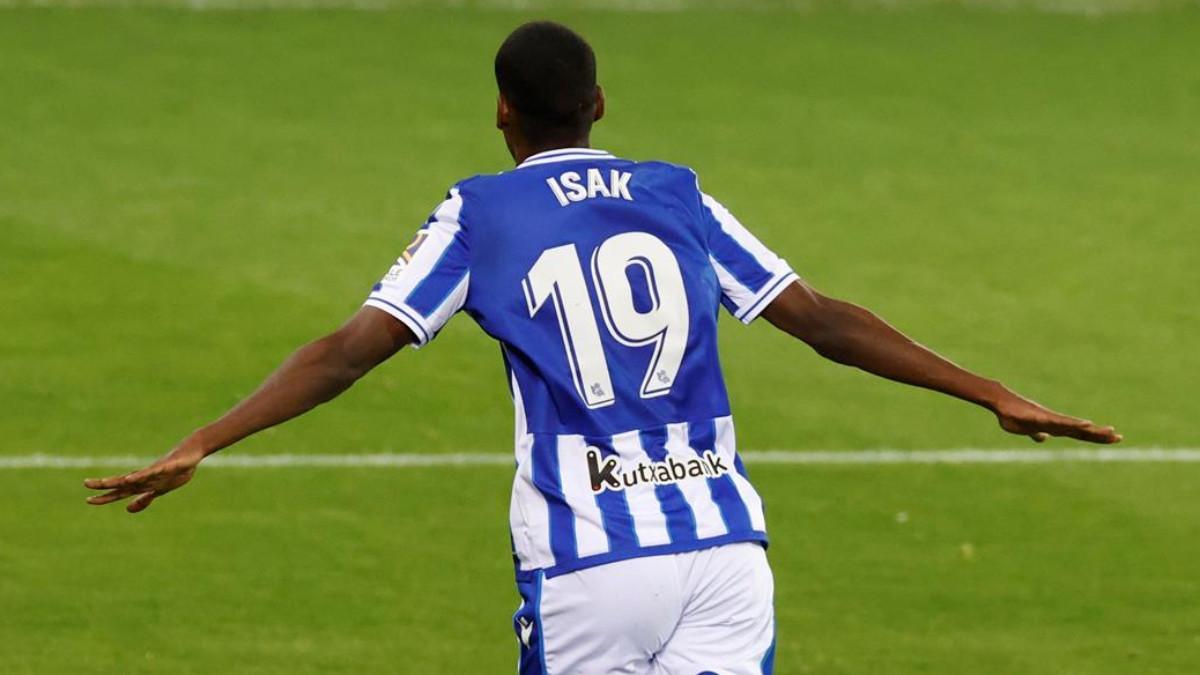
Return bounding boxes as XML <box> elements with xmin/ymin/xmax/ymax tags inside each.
<box><xmin>522</xmin><ymin>232</ymin><xmax>690</xmax><ymax>409</ymax></box>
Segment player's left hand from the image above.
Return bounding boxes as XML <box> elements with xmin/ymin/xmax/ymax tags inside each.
<box><xmin>83</xmin><ymin>442</ymin><xmax>206</xmax><ymax>513</ymax></box>
<box><xmin>992</xmin><ymin>391</ymin><xmax>1121</xmax><ymax>444</ymax></box>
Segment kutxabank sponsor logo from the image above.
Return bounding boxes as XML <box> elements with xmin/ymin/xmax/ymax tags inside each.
<box><xmin>586</xmin><ymin>448</ymin><xmax>729</xmax><ymax>494</ymax></box>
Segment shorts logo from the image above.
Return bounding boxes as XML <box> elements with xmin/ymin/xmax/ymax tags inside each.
<box><xmin>586</xmin><ymin>448</ymin><xmax>729</xmax><ymax>494</ymax></box>
<box><xmin>516</xmin><ymin>616</ymin><xmax>534</xmax><ymax>648</ymax></box>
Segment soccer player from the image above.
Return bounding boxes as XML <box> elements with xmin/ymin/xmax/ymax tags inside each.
<box><xmin>84</xmin><ymin>21</ymin><xmax>1120</xmax><ymax>675</ymax></box>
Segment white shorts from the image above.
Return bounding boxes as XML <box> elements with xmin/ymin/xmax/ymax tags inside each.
<box><xmin>513</xmin><ymin>542</ymin><xmax>775</xmax><ymax>675</ymax></box>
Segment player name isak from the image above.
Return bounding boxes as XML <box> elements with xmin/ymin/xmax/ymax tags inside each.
<box><xmin>587</xmin><ymin>448</ymin><xmax>730</xmax><ymax>494</ymax></box>
<box><xmin>546</xmin><ymin>168</ymin><xmax>634</xmax><ymax>207</ymax></box>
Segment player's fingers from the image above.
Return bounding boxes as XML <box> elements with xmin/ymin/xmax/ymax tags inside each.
<box><xmin>86</xmin><ymin>465</ymin><xmax>167</xmax><ymax>492</ymax></box>
<box><xmin>86</xmin><ymin>489</ymin><xmax>136</xmax><ymax>506</ymax></box>
<box><xmin>83</xmin><ymin>474</ymin><xmax>136</xmax><ymax>490</ymax></box>
<box><xmin>126</xmin><ymin>492</ymin><xmax>158</xmax><ymax>514</ymax></box>
<box><xmin>1040</xmin><ymin>414</ymin><xmax>1092</xmax><ymax>435</ymax></box>
<box><xmin>1065</xmin><ymin>422</ymin><xmax>1122</xmax><ymax>444</ymax></box>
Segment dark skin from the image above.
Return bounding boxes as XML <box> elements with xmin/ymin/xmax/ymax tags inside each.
<box><xmin>84</xmin><ymin>86</ymin><xmax>1120</xmax><ymax>513</ymax></box>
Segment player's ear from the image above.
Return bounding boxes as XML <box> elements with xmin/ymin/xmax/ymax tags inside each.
<box><xmin>496</xmin><ymin>93</ymin><xmax>511</xmax><ymax>130</ymax></box>
<box><xmin>593</xmin><ymin>86</ymin><xmax>605</xmax><ymax>123</ymax></box>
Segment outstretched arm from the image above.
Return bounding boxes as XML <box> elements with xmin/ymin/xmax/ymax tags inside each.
<box><xmin>84</xmin><ymin>307</ymin><xmax>416</xmax><ymax>513</ymax></box>
<box><xmin>760</xmin><ymin>281</ymin><xmax>1120</xmax><ymax>444</ymax></box>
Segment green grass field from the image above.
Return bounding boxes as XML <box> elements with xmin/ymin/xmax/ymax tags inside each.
<box><xmin>2</xmin><ymin>4</ymin><xmax>1199</xmax><ymax>673</ymax></box>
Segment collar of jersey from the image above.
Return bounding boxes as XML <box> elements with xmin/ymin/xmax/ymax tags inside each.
<box><xmin>517</xmin><ymin>147</ymin><xmax>616</xmax><ymax>168</ymax></box>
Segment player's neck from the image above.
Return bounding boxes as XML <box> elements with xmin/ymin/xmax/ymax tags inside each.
<box><xmin>513</xmin><ymin>137</ymin><xmax>592</xmax><ymax>165</ymax></box>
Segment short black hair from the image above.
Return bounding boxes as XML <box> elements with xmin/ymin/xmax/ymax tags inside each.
<box><xmin>495</xmin><ymin>21</ymin><xmax>597</xmax><ymax>145</ymax></box>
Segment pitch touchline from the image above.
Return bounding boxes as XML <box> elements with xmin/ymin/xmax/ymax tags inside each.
<box><xmin>1</xmin><ymin>449</ymin><xmax>1198</xmax><ymax>469</ymax></box>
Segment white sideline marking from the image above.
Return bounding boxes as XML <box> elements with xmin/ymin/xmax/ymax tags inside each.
<box><xmin>2</xmin><ymin>449</ymin><xmax>1199</xmax><ymax>469</ymax></box>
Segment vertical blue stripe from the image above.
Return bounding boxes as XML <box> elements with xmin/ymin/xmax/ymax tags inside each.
<box><xmin>689</xmin><ymin>419</ymin><xmax>754</xmax><ymax>534</ymax></box>
<box><xmin>587</xmin><ymin>436</ymin><xmax>640</xmax><ymax>552</ymax></box>
<box><xmin>530</xmin><ymin>434</ymin><xmax>576</xmax><ymax>565</ymax></box>
<box><xmin>639</xmin><ymin>427</ymin><xmax>697</xmax><ymax>544</ymax></box>
<box><xmin>734</xmin><ymin>453</ymin><xmax>750</xmax><ymax>478</ymax></box>
<box><xmin>536</xmin><ymin>572</ymin><xmax>549</xmax><ymax>675</ymax></box>
<box><xmin>760</xmin><ymin>630</ymin><xmax>776</xmax><ymax>675</ymax></box>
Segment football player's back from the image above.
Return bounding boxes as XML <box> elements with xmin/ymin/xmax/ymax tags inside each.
<box><xmin>367</xmin><ymin>146</ymin><xmax>796</xmax><ymax>580</ymax></box>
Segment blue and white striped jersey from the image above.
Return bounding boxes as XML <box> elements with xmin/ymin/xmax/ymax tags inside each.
<box><xmin>365</xmin><ymin>148</ymin><xmax>797</xmax><ymax>579</ymax></box>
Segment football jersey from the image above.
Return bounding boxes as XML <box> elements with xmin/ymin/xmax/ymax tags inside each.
<box><xmin>365</xmin><ymin>147</ymin><xmax>797</xmax><ymax>579</ymax></box>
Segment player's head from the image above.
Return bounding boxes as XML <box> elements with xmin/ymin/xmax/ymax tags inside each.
<box><xmin>495</xmin><ymin>21</ymin><xmax>604</xmax><ymax>159</ymax></box>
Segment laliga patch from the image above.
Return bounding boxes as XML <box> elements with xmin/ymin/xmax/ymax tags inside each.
<box><xmin>401</xmin><ymin>230</ymin><xmax>430</xmax><ymax>263</ymax></box>
<box><xmin>382</xmin><ymin>230</ymin><xmax>430</xmax><ymax>282</ymax></box>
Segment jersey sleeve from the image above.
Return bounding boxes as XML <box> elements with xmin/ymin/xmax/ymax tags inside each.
<box><xmin>700</xmin><ymin>191</ymin><xmax>798</xmax><ymax>324</ymax></box>
<box><xmin>364</xmin><ymin>186</ymin><xmax>470</xmax><ymax>347</ymax></box>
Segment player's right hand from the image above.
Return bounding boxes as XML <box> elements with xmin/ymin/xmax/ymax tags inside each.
<box><xmin>83</xmin><ymin>442</ymin><xmax>206</xmax><ymax>514</ymax></box>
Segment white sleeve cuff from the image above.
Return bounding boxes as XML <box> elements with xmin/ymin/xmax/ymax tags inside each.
<box><xmin>733</xmin><ymin>264</ymin><xmax>798</xmax><ymax>325</ymax></box>
<box><xmin>364</xmin><ymin>297</ymin><xmax>432</xmax><ymax>348</ymax></box>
